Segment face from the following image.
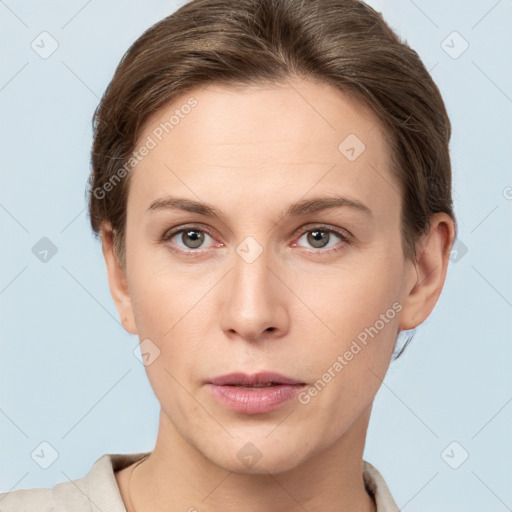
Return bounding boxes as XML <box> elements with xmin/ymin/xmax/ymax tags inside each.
<box><xmin>107</xmin><ymin>78</ymin><xmax>422</xmax><ymax>474</ymax></box>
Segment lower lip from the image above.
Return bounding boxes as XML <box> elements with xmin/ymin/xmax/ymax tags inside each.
<box><xmin>207</xmin><ymin>383</ymin><xmax>305</xmax><ymax>414</ymax></box>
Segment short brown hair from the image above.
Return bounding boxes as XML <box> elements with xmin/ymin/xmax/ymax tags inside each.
<box><xmin>88</xmin><ymin>0</ymin><xmax>456</xmax><ymax>280</ymax></box>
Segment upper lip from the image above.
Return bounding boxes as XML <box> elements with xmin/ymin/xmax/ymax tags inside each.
<box><xmin>208</xmin><ymin>372</ymin><xmax>305</xmax><ymax>386</ymax></box>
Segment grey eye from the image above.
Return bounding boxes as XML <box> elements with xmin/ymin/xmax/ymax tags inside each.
<box><xmin>179</xmin><ymin>229</ymin><xmax>206</xmax><ymax>249</ymax></box>
<box><xmin>306</xmin><ymin>230</ymin><xmax>330</xmax><ymax>248</ymax></box>
<box><xmin>298</xmin><ymin>229</ymin><xmax>342</xmax><ymax>250</ymax></box>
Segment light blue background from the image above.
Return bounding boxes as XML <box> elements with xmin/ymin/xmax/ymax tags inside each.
<box><xmin>1</xmin><ymin>1</ymin><xmax>511</xmax><ymax>510</ymax></box>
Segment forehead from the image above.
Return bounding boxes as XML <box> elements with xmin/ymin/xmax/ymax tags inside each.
<box><xmin>129</xmin><ymin>78</ymin><xmax>398</xmax><ymax>216</ymax></box>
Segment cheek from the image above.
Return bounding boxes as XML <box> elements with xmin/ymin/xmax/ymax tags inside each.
<box><xmin>294</xmin><ymin>250</ymin><xmax>404</xmax><ymax>406</ymax></box>
<box><xmin>129</xmin><ymin>269</ymin><xmax>207</xmax><ymax>410</ymax></box>
<box><xmin>297</xmin><ymin>300</ymin><xmax>398</xmax><ymax>441</ymax></box>
<box><xmin>293</xmin><ymin>250</ymin><xmax>405</xmax><ymax>344</ymax></box>
<box><xmin>127</xmin><ymin>254</ymin><xmax>218</xmax><ymax>387</ymax></box>
<box><xmin>128</xmin><ymin>248</ymin><xmax>214</xmax><ymax>340</ymax></box>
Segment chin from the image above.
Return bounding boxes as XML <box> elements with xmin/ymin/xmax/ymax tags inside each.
<box><xmin>223</xmin><ymin>452</ymin><xmax>304</xmax><ymax>476</ymax></box>
<box><xmin>205</xmin><ymin>435</ymin><xmax>310</xmax><ymax>476</ymax></box>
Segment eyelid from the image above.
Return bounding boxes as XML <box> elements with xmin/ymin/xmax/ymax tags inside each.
<box><xmin>162</xmin><ymin>223</ymin><xmax>216</xmax><ymax>239</ymax></box>
<box><xmin>292</xmin><ymin>223</ymin><xmax>354</xmax><ymax>243</ymax></box>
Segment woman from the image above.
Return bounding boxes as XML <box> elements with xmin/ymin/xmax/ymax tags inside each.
<box><xmin>0</xmin><ymin>0</ymin><xmax>456</xmax><ymax>510</ymax></box>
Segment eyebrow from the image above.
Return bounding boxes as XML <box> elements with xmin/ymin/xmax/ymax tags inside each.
<box><xmin>147</xmin><ymin>195</ymin><xmax>372</xmax><ymax>219</ymax></box>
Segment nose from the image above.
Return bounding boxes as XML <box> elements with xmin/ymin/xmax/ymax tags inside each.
<box><xmin>219</xmin><ymin>246</ymin><xmax>289</xmax><ymax>342</ymax></box>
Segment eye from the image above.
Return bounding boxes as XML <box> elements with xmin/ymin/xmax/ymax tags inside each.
<box><xmin>162</xmin><ymin>223</ymin><xmax>352</xmax><ymax>255</ymax></box>
<box><xmin>162</xmin><ymin>225</ymin><xmax>219</xmax><ymax>252</ymax></box>
<box><xmin>293</xmin><ymin>225</ymin><xmax>352</xmax><ymax>253</ymax></box>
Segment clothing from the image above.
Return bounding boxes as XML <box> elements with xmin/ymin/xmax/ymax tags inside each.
<box><xmin>0</xmin><ymin>452</ymin><xmax>400</xmax><ymax>511</ymax></box>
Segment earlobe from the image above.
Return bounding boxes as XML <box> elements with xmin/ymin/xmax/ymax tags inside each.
<box><xmin>100</xmin><ymin>222</ymin><xmax>138</xmax><ymax>335</ymax></box>
<box><xmin>398</xmin><ymin>213</ymin><xmax>455</xmax><ymax>331</ymax></box>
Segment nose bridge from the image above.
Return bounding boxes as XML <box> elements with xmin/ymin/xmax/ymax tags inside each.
<box><xmin>231</xmin><ymin>237</ymin><xmax>274</xmax><ymax>309</ymax></box>
<box><xmin>219</xmin><ymin>235</ymin><xmax>288</xmax><ymax>339</ymax></box>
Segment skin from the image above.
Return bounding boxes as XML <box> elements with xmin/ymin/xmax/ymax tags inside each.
<box><xmin>101</xmin><ymin>77</ymin><xmax>455</xmax><ymax>512</ymax></box>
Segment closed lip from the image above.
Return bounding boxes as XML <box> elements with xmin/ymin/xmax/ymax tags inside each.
<box><xmin>207</xmin><ymin>371</ymin><xmax>305</xmax><ymax>386</ymax></box>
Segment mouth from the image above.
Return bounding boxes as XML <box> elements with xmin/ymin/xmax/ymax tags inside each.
<box><xmin>230</xmin><ymin>383</ymin><xmax>278</xmax><ymax>387</ymax></box>
<box><xmin>207</xmin><ymin>371</ymin><xmax>306</xmax><ymax>387</ymax></box>
<box><xmin>206</xmin><ymin>372</ymin><xmax>306</xmax><ymax>414</ymax></box>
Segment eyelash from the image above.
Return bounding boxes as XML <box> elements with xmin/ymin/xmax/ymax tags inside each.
<box><xmin>161</xmin><ymin>223</ymin><xmax>353</xmax><ymax>256</ymax></box>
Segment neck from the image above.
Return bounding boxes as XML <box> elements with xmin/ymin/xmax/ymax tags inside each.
<box><xmin>128</xmin><ymin>405</ymin><xmax>376</xmax><ymax>512</ymax></box>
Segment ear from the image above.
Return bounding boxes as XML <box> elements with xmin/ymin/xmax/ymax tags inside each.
<box><xmin>100</xmin><ymin>222</ymin><xmax>138</xmax><ymax>335</ymax></box>
<box><xmin>399</xmin><ymin>213</ymin><xmax>455</xmax><ymax>331</ymax></box>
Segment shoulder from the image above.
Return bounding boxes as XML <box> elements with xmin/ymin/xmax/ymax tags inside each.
<box><xmin>0</xmin><ymin>486</ymin><xmax>54</xmax><ymax>511</ymax></box>
<box><xmin>0</xmin><ymin>452</ymin><xmax>150</xmax><ymax>512</ymax></box>
<box><xmin>0</xmin><ymin>471</ymin><xmax>94</xmax><ymax>512</ymax></box>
